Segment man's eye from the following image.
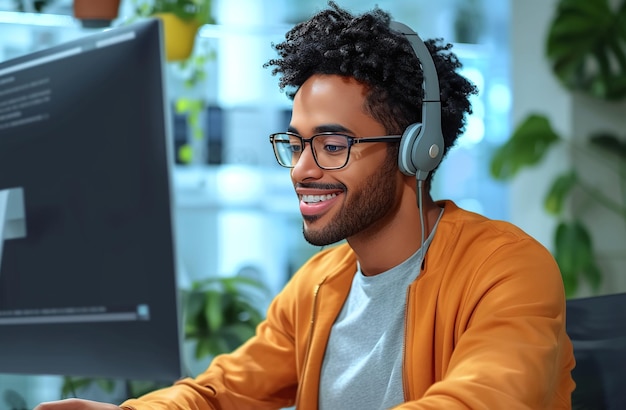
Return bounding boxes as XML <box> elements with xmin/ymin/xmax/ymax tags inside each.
<box><xmin>324</xmin><ymin>144</ymin><xmax>345</xmax><ymax>153</ymax></box>
<box><xmin>289</xmin><ymin>144</ymin><xmax>302</xmax><ymax>153</ymax></box>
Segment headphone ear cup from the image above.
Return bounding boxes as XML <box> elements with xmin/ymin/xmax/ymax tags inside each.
<box><xmin>398</xmin><ymin>122</ymin><xmax>422</xmax><ymax>176</ymax></box>
<box><xmin>398</xmin><ymin>122</ymin><xmax>443</xmax><ymax>180</ymax></box>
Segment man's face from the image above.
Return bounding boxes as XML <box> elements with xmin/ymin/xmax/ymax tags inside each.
<box><xmin>289</xmin><ymin>74</ymin><xmax>402</xmax><ymax>246</ymax></box>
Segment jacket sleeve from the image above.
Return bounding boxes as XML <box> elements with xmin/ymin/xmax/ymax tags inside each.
<box><xmin>395</xmin><ymin>238</ymin><xmax>575</xmax><ymax>410</ymax></box>
<box><xmin>120</xmin><ymin>277</ymin><xmax>302</xmax><ymax>410</ymax></box>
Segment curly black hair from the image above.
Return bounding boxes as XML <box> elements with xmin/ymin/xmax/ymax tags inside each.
<box><xmin>264</xmin><ymin>2</ymin><xmax>478</xmax><ymax>180</ymax></box>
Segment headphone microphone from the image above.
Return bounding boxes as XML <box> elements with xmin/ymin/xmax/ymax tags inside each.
<box><xmin>390</xmin><ymin>21</ymin><xmax>444</xmax><ymax>182</ymax></box>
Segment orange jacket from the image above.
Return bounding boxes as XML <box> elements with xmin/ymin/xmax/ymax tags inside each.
<box><xmin>122</xmin><ymin>200</ymin><xmax>575</xmax><ymax>409</ymax></box>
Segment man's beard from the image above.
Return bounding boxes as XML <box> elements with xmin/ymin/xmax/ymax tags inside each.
<box><xmin>302</xmin><ymin>155</ymin><xmax>398</xmax><ymax>246</ymax></box>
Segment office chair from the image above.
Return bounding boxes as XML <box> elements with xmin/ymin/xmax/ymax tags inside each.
<box><xmin>566</xmin><ymin>292</ymin><xmax>626</xmax><ymax>410</ymax></box>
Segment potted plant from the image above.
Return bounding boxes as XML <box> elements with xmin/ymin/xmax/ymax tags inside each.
<box><xmin>131</xmin><ymin>0</ymin><xmax>214</xmax><ymax>62</ymax></box>
<box><xmin>59</xmin><ymin>275</ymin><xmax>269</xmax><ymax>400</ymax></box>
<box><xmin>73</xmin><ymin>0</ymin><xmax>122</xmax><ymax>28</ymax></box>
<box><xmin>127</xmin><ymin>0</ymin><xmax>216</xmax><ymax>164</ymax></box>
<box><xmin>172</xmin><ymin>43</ymin><xmax>216</xmax><ymax>165</ymax></box>
<box><xmin>489</xmin><ymin>0</ymin><xmax>626</xmax><ymax>297</ymax></box>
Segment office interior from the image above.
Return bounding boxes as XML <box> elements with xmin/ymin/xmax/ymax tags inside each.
<box><xmin>0</xmin><ymin>0</ymin><xmax>624</xmax><ymax>406</ymax></box>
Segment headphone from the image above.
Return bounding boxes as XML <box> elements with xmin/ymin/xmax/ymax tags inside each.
<box><xmin>390</xmin><ymin>21</ymin><xmax>444</xmax><ymax>181</ymax></box>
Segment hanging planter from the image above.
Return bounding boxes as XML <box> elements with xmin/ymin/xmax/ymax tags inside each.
<box><xmin>131</xmin><ymin>0</ymin><xmax>214</xmax><ymax>62</ymax></box>
<box><xmin>153</xmin><ymin>12</ymin><xmax>201</xmax><ymax>61</ymax></box>
<box><xmin>73</xmin><ymin>0</ymin><xmax>121</xmax><ymax>28</ymax></box>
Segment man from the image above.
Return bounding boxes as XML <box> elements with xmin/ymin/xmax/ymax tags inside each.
<box><xmin>36</xmin><ymin>2</ymin><xmax>575</xmax><ymax>409</ymax></box>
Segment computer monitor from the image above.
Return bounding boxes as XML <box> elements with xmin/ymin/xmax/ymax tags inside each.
<box><xmin>0</xmin><ymin>19</ymin><xmax>183</xmax><ymax>382</ymax></box>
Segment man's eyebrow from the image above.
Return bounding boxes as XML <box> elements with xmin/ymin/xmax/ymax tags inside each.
<box><xmin>287</xmin><ymin>124</ymin><xmax>354</xmax><ymax>135</ymax></box>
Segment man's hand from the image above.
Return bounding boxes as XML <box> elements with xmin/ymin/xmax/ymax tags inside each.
<box><xmin>34</xmin><ymin>399</ymin><xmax>123</xmax><ymax>410</ymax></box>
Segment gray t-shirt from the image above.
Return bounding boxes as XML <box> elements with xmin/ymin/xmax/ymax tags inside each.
<box><xmin>319</xmin><ymin>214</ymin><xmax>441</xmax><ymax>409</ymax></box>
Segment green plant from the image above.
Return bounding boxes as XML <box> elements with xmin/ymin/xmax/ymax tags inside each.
<box><xmin>546</xmin><ymin>0</ymin><xmax>626</xmax><ymax>100</ymax></box>
<box><xmin>60</xmin><ymin>275</ymin><xmax>268</xmax><ymax>400</ymax></box>
<box><xmin>174</xmin><ymin>46</ymin><xmax>216</xmax><ymax>164</ymax></box>
<box><xmin>129</xmin><ymin>0</ymin><xmax>216</xmax><ymax>164</ymax></box>
<box><xmin>60</xmin><ymin>378</ymin><xmax>170</xmax><ymax>401</ymax></box>
<box><xmin>490</xmin><ymin>0</ymin><xmax>626</xmax><ymax>296</ymax></box>
<box><xmin>183</xmin><ymin>276</ymin><xmax>268</xmax><ymax>358</ymax></box>
<box><xmin>132</xmin><ymin>0</ymin><xmax>214</xmax><ymax>26</ymax></box>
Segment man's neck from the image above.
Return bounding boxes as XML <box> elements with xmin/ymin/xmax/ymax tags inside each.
<box><xmin>348</xmin><ymin>189</ymin><xmax>442</xmax><ymax>276</ymax></box>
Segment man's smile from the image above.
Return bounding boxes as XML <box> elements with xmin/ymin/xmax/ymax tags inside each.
<box><xmin>296</xmin><ymin>188</ymin><xmax>344</xmax><ymax>217</ymax></box>
<box><xmin>301</xmin><ymin>193</ymin><xmax>338</xmax><ymax>204</ymax></box>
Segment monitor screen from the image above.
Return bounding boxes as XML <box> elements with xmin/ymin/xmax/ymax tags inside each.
<box><xmin>0</xmin><ymin>19</ymin><xmax>183</xmax><ymax>382</ymax></box>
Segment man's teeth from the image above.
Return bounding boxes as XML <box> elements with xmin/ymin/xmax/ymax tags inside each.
<box><xmin>302</xmin><ymin>193</ymin><xmax>337</xmax><ymax>203</ymax></box>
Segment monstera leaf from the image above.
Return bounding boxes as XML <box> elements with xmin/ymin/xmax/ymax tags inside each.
<box><xmin>490</xmin><ymin>0</ymin><xmax>626</xmax><ymax>298</ymax></box>
<box><xmin>554</xmin><ymin>221</ymin><xmax>602</xmax><ymax>296</ymax></box>
<box><xmin>544</xmin><ymin>171</ymin><xmax>578</xmax><ymax>215</ymax></box>
<box><xmin>546</xmin><ymin>0</ymin><xmax>626</xmax><ymax>100</ymax></box>
<box><xmin>589</xmin><ymin>132</ymin><xmax>626</xmax><ymax>159</ymax></box>
<box><xmin>489</xmin><ymin>114</ymin><xmax>560</xmax><ymax>180</ymax></box>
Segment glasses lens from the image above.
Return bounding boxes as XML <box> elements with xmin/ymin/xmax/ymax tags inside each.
<box><xmin>312</xmin><ymin>134</ymin><xmax>350</xmax><ymax>169</ymax></box>
<box><xmin>271</xmin><ymin>133</ymin><xmax>351</xmax><ymax>169</ymax></box>
<box><xmin>272</xmin><ymin>133</ymin><xmax>300</xmax><ymax>167</ymax></box>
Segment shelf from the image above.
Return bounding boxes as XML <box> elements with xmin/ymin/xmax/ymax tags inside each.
<box><xmin>0</xmin><ymin>10</ymin><xmax>78</xmax><ymax>28</ymax></box>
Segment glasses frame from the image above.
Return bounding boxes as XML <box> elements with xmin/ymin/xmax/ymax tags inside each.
<box><xmin>269</xmin><ymin>131</ymin><xmax>402</xmax><ymax>170</ymax></box>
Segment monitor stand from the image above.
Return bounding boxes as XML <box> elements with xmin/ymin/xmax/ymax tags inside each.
<box><xmin>0</xmin><ymin>187</ymin><xmax>26</xmax><ymax>276</ymax></box>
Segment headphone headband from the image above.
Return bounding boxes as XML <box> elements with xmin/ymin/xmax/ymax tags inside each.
<box><xmin>390</xmin><ymin>21</ymin><xmax>444</xmax><ymax>180</ymax></box>
<box><xmin>389</xmin><ymin>22</ymin><xmax>440</xmax><ymax>103</ymax></box>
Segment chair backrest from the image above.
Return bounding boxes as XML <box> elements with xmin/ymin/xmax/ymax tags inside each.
<box><xmin>566</xmin><ymin>292</ymin><xmax>626</xmax><ymax>410</ymax></box>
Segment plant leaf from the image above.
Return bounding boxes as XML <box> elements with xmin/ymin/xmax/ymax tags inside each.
<box><xmin>581</xmin><ymin>262</ymin><xmax>603</xmax><ymax>291</ymax></box>
<box><xmin>544</xmin><ymin>171</ymin><xmax>578</xmax><ymax>215</ymax></box>
<box><xmin>95</xmin><ymin>379</ymin><xmax>116</xmax><ymax>393</ymax></box>
<box><xmin>182</xmin><ymin>275</ymin><xmax>267</xmax><ymax>358</ymax></box>
<box><xmin>178</xmin><ymin>143</ymin><xmax>193</xmax><ymax>163</ymax></box>
<box><xmin>127</xmin><ymin>380</ymin><xmax>171</xmax><ymax>398</ymax></box>
<box><xmin>589</xmin><ymin>132</ymin><xmax>626</xmax><ymax>159</ymax></box>
<box><xmin>546</xmin><ymin>0</ymin><xmax>626</xmax><ymax>100</ymax></box>
<box><xmin>205</xmin><ymin>289</ymin><xmax>223</xmax><ymax>332</ymax></box>
<box><xmin>194</xmin><ymin>337</ymin><xmax>213</xmax><ymax>359</ymax></box>
<box><xmin>490</xmin><ymin>114</ymin><xmax>560</xmax><ymax>180</ymax></box>
<box><xmin>60</xmin><ymin>377</ymin><xmax>115</xmax><ymax>398</ymax></box>
<box><xmin>554</xmin><ymin>220</ymin><xmax>602</xmax><ymax>296</ymax></box>
<box><xmin>152</xmin><ymin>0</ymin><xmax>214</xmax><ymax>24</ymax></box>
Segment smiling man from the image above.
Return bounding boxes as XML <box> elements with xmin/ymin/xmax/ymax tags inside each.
<box><xmin>35</xmin><ymin>2</ymin><xmax>575</xmax><ymax>410</ymax></box>
<box><xmin>287</xmin><ymin>75</ymin><xmax>403</xmax><ymax>250</ymax></box>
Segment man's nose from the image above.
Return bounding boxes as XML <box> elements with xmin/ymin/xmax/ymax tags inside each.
<box><xmin>291</xmin><ymin>143</ymin><xmax>323</xmax><ymax>180</ymax></box>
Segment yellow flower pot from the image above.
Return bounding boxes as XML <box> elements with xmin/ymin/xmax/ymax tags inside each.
<box><xmin>153</xmin><ymin>12</ymin><xmax>201</xmax><ymax>62</ymax></box>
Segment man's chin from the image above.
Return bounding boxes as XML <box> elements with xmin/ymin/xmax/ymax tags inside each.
<box><xmin>302</xmin><ymin>227</ymin><xmax>343</xmax><ymax>247</ymax></box>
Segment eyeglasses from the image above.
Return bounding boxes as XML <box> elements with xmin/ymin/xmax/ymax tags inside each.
<box><xmin>269</xmin><ymin>132</ymin><xmax>402</xmax><ymax>170</ymax></box>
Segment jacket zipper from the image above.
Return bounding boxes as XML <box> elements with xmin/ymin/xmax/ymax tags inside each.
<box><xmin>295</xmin><ymin>278</ymin><xmax>326</xmax><ymax>407</ymax></box>
<box><xmin>402</xmin><ymin>283</ymin><xmax>413</xmax><ymax>402</ymax></box>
